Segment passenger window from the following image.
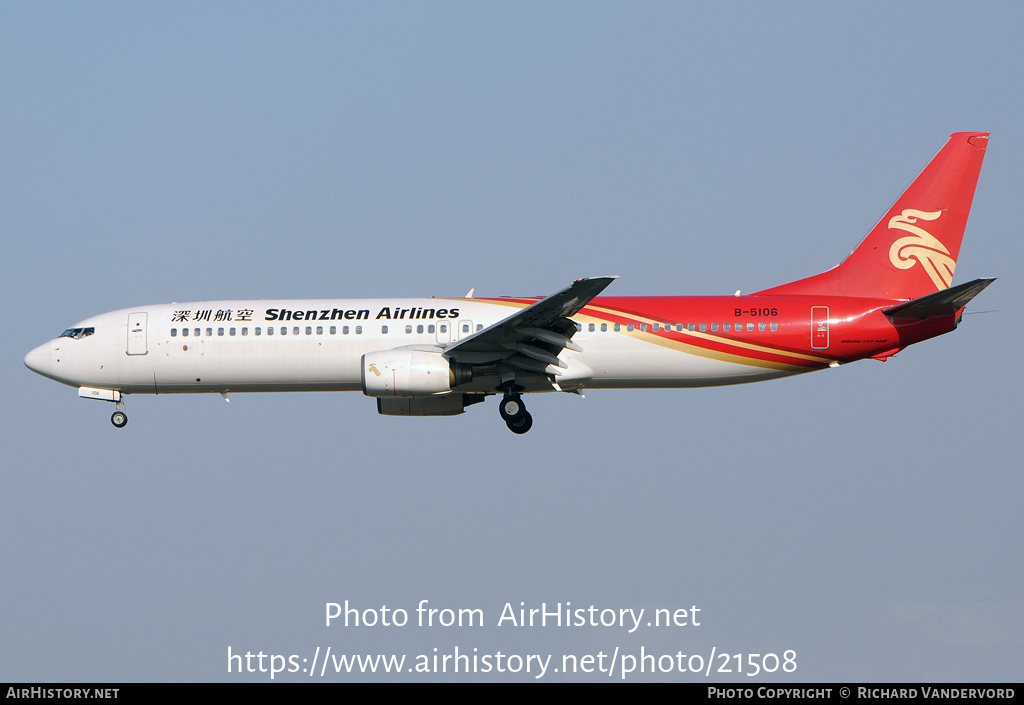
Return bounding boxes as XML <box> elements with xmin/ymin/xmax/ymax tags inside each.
<box><xmin>293</xmin><ymin>327</ymin><xmax>299</xmax><ymax>335</ymax></box>
<box><xmin>171</xmin><ymin>329</ymin><xmax>177</xmax><ymax>337</ymax></box>
<box><xmin>462</xmin><ymin>324</ymin><xmax>470</xmax><ymax>333</ymax></box>
<box><xmin>614</xmin><ymin>323</ymin><xmax>621</xmax><ymax>331</ymax></box>
<box><xmin>255</xmin><ymin>327</ymin><xmax>261</xmax><ymax>336</ymax></box>
<box><xmin>343</xmin><ymin>326</ymin><xmax>349</xmax><ymax>334</ymax></box>
<box><xmin>405</xmin><ymin>325</ymin><xmax>412</xmax><ymax>334</ymax></box>
<box><xmin>381</xmin><ymin>325</ymin><xmax>389</xmax><ymax>334</ymax></box>
<box><xmin>687</xmin><ymin>323</ymin><xmax>695</xmax><ymax>331</ymax></box>
<box><xmin>355</xmin><ymin>326</ymin><xmax>362</xmax><ymax>335</ymax></box>
<box><xmin>267</xmin><ymin>327</ymin><xmax>274</xmax><ymax>336</ymax></box>
<box><xmin>724</xmin><ymin>323</ymin><xmax>731</xmax><ymax>332</ymax></box>
<box><xmin>588</xmin><ymin>323</ymin><xmax>595</xmax><ymax>332</ymax></box>
<box><xmin>241</xmin><ymin>328</ymin><xmax>247</xmax><ymax>336</ymax></box>
<box><xmin>428</xmin><ymin>325</ymin><xmax>435</xmax><ymax>333</ymax></box>
<box><xmin>746</xmin><ymin>323</ymin><xmax>754</xmax><ymax>331</ymax></box>
<box><xmin>711</xmin><ymin>323</ymin><xmax>718</xmax><ymax>332</ymax></box>
<box><xmin>640</xmin><ymin>323</ymin><xmax>647</xmax><ymax>332</ymax></box>
<box><xmin>770</xmin><ymin>322</ymin><xmax>778</xmax><ymax>331</ymax></box>
<box><xmin>306</xmin><ymin>326</ymin><xmax>312</xmax><ymax>335</ymax></box>
<box><xmin>627</xmin><ymin>323</ymin><xmax>634</xmax><ymax>332</ymax></box>
<box><xmin>218</xmin><ymin>328</ymin><xmax>224</xmax><ymax>336</ymax></box>
<box><xmin>699</xmin><ymin>323</ymin><xmax>707</xmax><ymax>332</ymax></box>
<box><xmin>417</xmin><ymin>325</ymin><xmax>424</xmax><ymax>334</ymax></box>
<box><xmin>206</xmin><ymin>328</ymin><xmax>213</xmax><ymax>337</ymax></box>
<box><xmin>330</xmin><ymin>326</ymin><xmax>336</xmax><ymax>335</ymax></box>
<box><xmin>600</xmin><ymin>323</ymin><xmax>607</xmax><ymax>332</ymax></box>
<box><xmin>316</xmin><ymin>326</ymin><xmax>323</xmax><ymax>335</ymax></box>
<box><xmin>653</xmin><ymin>323</ymin><xmax>660</xmax><ymax>332</ymax></box>
<box><xmin>758</xmin><ymin>322</ymin><xmax>766</xmax><ymax>331</ymax></box>
<box><xmin>476</xmin><ymin>324</ymin><xmax>483</xmax><ymax>332</ymax></box>
<box><xmin>230</xmin><ymin>327</ymin><xmax>236</xmax><ymax>336</ymax></box>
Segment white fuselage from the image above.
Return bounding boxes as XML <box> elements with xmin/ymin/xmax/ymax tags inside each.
<box><xmin>25</xmin><ymin>297</ymin><xmax>808</xmax><ymax>398</ymax></box>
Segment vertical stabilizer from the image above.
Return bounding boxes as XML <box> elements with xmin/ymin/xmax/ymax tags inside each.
<box><xmin>756</xmin><ymin>132</ymin><xmax>989</xmax><ymax>300</ymax></box>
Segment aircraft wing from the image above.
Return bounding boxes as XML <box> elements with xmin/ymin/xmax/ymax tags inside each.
<box><xmin>444</xmin><ymin>276</ymin><xmax>618</xmax><ymax>374</ymax></box>
<box><xmin>881</xmin><ymin>277</ymin><xmax>996</xmax><ymax>318</ymax></box>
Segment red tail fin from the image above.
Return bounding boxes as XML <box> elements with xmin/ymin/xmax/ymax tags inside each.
<box><xmin>756</xmin><ymin>132</ymin><xmax>989</xmax><ymax>300</ymax></box>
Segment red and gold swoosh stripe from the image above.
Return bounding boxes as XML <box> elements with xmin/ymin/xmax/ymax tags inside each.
<box><xmin>464</xmin><ymin>296</ymin><xmax>834</xmax><ymax>371</ymax></box>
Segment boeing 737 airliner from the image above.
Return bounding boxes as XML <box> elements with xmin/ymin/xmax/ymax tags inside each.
<box><xmin>25</xmin><ymin>132</ymin><xmax>994</xmax><ymax>433</ymax></box>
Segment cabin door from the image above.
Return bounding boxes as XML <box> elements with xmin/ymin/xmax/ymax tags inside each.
<box><xmin>127</xmin><ymin>312</ymin><xmax>148</xmax><ymax>355</ymax></box>
<box><xmin>811</xmin><ymin>306</ymin><xmax>829</xmax><ymax>350</ymax></box>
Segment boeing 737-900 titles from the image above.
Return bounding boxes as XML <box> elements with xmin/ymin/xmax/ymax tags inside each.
<box><xmin>25</xmin><ymin>132</ymin><xmax>994</xmax><ymax>433</ymax></box>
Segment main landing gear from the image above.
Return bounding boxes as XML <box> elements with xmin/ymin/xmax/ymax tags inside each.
<box><xmin>498</xmin><ymin>390</ymin><xmax>533</xmax><ymax>434</ymax></box>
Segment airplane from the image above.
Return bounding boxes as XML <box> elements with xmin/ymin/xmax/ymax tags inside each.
<box><xmin>25</xmin><ymin>132</ymin><xmax>994</xmax><ymax>434</ymax></box>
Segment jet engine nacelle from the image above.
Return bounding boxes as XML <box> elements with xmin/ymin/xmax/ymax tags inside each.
<box><xmin>377</xmin><ymin>395</ymin><xmax>465</xmax><ymax>416</ymax></box>
<box><xmin>361</xmin><ymin>347</ymin><xmax>472</xmax><ymax>397</ymax></box>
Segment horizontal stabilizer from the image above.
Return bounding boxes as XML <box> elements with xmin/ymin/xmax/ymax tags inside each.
<box><xmin>882</xmin><ymin>277</ymin><xmax>995</xmax><ymax>318</ymax></box>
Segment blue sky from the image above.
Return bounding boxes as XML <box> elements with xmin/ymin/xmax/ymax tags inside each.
<box><xmin>3</xmin><ymin>2</ymin><xmax>1021</xmax><ymax>681</ymax></box>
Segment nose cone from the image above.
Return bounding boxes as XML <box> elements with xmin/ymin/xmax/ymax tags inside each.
<box><xmin>24</xmin><ymin>342</ymin><xmax>51</xmax><ymax>377</ymax></box>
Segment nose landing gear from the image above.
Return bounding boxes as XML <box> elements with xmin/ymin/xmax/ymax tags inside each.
<box><xmin>110</xmin><ymin>399</ymin><xmax>127</xmax><ymax>428</ymax></box>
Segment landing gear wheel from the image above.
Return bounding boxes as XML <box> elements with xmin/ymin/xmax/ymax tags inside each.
<box><xmin>507</xmin><ymin>411</ymin><xmax>533</xmax><ymax>434</ymax></box>
<box><xmin>499</xmin><ymin>394</ymin><xmax>526</xmax><ymax>423</ymax></box>
<box><xmin>111</xmin><ymin>411</ymin><xmax>128</xmax><ymax>428</ymax></box>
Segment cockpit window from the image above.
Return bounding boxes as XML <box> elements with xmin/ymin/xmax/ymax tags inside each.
<box><xmin>59</xmin><ymin>327</ymin><xmax>95</xmax><ymax>340</ymax></box>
